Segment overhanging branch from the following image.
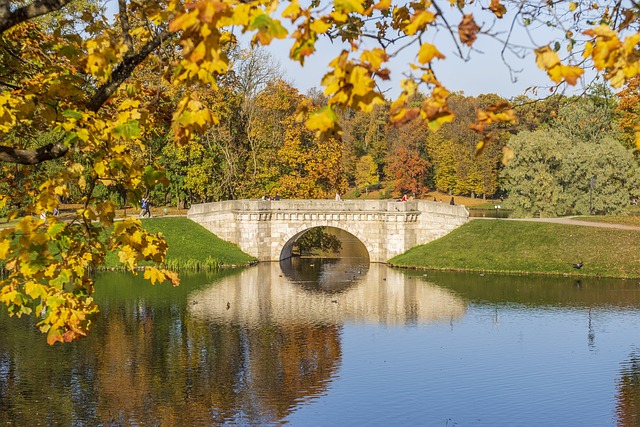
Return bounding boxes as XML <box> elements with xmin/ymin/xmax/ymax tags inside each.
<box><xmin>0</xmin><ymin>142</ymin><xmax>69</xmax><ymax>164</ymax></box>
<box><xmin>87</xmin><ymin>29</ymin><xmax>173</xmax><ymax>112</ymax></box>
<box><xmin>0</xmin><ymin>0</ymin><xmax>74</xmax><ymax>34</ymax></box>
<box><xmin>0</xmin><ymin>27</ymin><xmax>174</xmax><ymax>165</ymax></box>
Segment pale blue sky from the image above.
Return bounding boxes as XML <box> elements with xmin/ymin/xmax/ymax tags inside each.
<box><xmin>103</xmin><ymin>1</ymin><xmax>597</xmax><ymax>101</ymax></box>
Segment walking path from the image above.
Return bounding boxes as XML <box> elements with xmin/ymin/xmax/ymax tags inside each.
<box><xmin>474</xmin><ymin>216</ymin><xmax>640</xmax><ymax>231</ymax></box>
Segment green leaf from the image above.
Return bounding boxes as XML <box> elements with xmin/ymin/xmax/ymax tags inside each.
<box><xmin>113</xmin><ymin>120</ymin><xmax>141</xmax><ymax>140</ymax></box>
<box><xmin>143</xmin><ymin>166</ymin><xmax>169</xmax><ymax>188</ymax></box>
<box><xmin>47</xmin><ymin>222</ymin><xmax>66</xmax><ymax>238</ymax></box>
<box><xmin>62</xmin><ymin>109</ymin><xmax>82</xmax><ymax>119</ymax></box>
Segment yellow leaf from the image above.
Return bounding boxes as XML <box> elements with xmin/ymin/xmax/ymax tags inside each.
<box><xmin>305</xmin><ymin>106</ymin><xmax>338</xmax><ymax>131</ymax></box>
<box><xmin>24</xmin><ymin>282</ymin><xmax>46</xmax><ymax>299</ymax></box>
<box><xmin>282</xmin><ymin>0</ymin><xmax>301</xmax><ymax>18</ymax></box>
<box><xmin>417</xmin><ymin>43</ymin><xmax>445</xmax><ymax>64</ymax></box>
<box><xmin>169</xmin><ymin>10</ymin><xmax>199</xmax><ymax>32</ymax></box>
<box><xmin>535</xmin><ymin>46</ymin><xmax>561</xmax><ymax>70</ymax></box>
<box><xmin>335</xmin><ymin>0</ymin><xmax>366</xmax><ymax>14</ymax></box>
<box><xmin>310</xmin><ymin>18</ymin><xmax>332</xmax><ymax>34</ymax></box>
<box><xmin>361</xmin><ymin>48</ymin><xmax>388</xmax><ymax>69</ymax></box>
<box><xmin>94</xmin><ymin>160</ymin><xmax>107</xmax><ymax>177</ymax></box>
<box><xmin>0</xmin><ymin>240</ymin><xmax>10</xmax><ymax>258</ymax></box>
<box><xmin>569</xmin><ymin>2</ymin><xmax>577</xmax><ymax>11</ymax></box>
<box><xmin>404</xmin><ymin>10</ymin><xmax>435</xmax><ymax>36</ymax></box>
<box><xmin>548</xmin><ymin>64</ymin><xmax>584</xmax><ymax>84</ymax></box>
<box><xmin>349</xmin><ymin>66</ymin><xmax>373</xmax><ymax>96</ymax></box>
<box><xmin>144</xmin><ymin>267</ymin><xmax>166</xmax><ymax>285</ymax></box>
<box><xmin>189</xmin><ymin>42</ymin><xmax>206</xmax><ymax>63</ymax></box>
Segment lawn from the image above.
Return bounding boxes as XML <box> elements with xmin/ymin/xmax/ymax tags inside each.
<box><xmin>389</xmin><ymin>219</ymin><xmax>640</xmax><ymax>279</ymax></box>
<box><xmin>104</xmin><ymin>217</ymin><xmax>255</xmax><ymax>269</ymax></box>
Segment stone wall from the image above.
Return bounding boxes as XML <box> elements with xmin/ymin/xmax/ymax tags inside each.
<box><xmin>187</xmin><ymin>199</ymin><xmax>468</xmax><ymax>263</ymax></box>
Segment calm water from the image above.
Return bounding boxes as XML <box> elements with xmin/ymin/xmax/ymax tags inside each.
<box><xmin>2</xmin><ymin>237</ymin><xmax>640</xmax><ymax>425</ymax></box>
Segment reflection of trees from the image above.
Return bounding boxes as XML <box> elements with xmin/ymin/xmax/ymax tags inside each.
<box><xmin>422</xmin><ymin>271</ymin><xmax>640</xmax><ymax>308</ymax></box>
<box><xmin>0</xmin><ymin>315</ymin><xmax>98</xmax><ymax>426</ymax></box>
<box><xmin>244</xmin><ymin>323</ymin><xmax>341</xmax><ymax>419</ymax></box>
<box><xmin>0</xmin><ymin>272</ymin><xmax>341</xmax><ymax>426</ymax></box>
<box><xmin>295</xmin><ymin>227</ymin><xmax>343</xmax><ymax>256</ymax></box>
<box><xmin>616</xmin><ymin>350</ymin><xmax>640</xmax><ymax>426</ymax></box>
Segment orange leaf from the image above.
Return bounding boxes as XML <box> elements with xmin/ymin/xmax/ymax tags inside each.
<box><xmin>458</xmin><ymin>14</ymin><xmax>480</xmax><ymax>46</ymax></box>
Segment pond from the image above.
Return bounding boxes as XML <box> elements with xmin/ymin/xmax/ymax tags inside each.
<box><xmin>1</xmin><ymin>241</ymin><xmax>640</xmax><ymax>425</ymax></box>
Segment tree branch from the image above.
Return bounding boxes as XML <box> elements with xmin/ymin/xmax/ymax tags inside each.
<box><xmin>0</xmin><ymin>142</ymin><xmax>68</xmax><ymax>164</ymax></box>
<box><xmin>0</xmin><ymin>26</ymin><xmax>173</xmax><ymax>164</ymax></box>
<box><xmin>117</xmin><ymin>0</ymin><xmax>134</xmax><ymax>54</ymax></box>
<box><xmin>86</xmin><ymin>29</ymin><xmax>173</xmax><ymax>112</ymax></box>
<box><xmin>0</xmin><ymin>0</ymin><xmax>74</xmax><ymax>34</ymax></box>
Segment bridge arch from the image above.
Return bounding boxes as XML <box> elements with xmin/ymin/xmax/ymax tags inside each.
<box><xmin>277</xmin><ymin>224</ymin><xmax>372</xmax><ymax>261</ymax></box>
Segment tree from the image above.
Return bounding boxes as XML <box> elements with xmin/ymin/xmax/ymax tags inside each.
<box><xmin>502</xmin><ymin>129</ymin><xmax>573</xmax><ymax>217</ymax></box>
<box><xmin>385</xmin><ymin>119</ymin><xmax>431</xmax><ymax>197</ymax></box>
<box><xmin>503</xmin><ymin>125</ymin><xmax>639</xmax><ymax>217</ymax></box>
<box><xmin>616</xmin><ymin>76</ymin><xmax>640</xmax><ymax>151</ymax></box>
<box><xmin>2</xmin><ymin>0</ymin><xmax>640</xmax><ymax>344</ymax></box>
<box><xmin>354</xmin><ymin>155</ymin><xmax>379</xmax><ymax>194</ymax></box>
<box><xmin>562</xmin><ymin>137</ymin><xmax>640</xmax><ymax>215</ymax></box>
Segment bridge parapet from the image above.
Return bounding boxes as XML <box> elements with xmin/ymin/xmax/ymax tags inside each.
<box><xmin>187</xmin><ymin>199</ymin><xmax>468</xmax><ymax>263</ymax></box>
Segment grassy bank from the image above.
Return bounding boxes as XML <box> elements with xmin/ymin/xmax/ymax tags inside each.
<box><xmin>389</xmin><ymin>219</ymin><xmax>640</xmax><ymax>279</ymax></box>
<box><xmin>104</xmin><ymin>217</ymin><xmax>255</xmax><ymax>269</ymax></box>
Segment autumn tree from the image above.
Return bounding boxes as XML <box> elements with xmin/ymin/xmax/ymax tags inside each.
<box><xmin>354</xmin><ymin>154</ymin><xmax>379</xmax><ymax>194</ymax></box>
<box><xmin>341</xmin><ymin>105</ymin><xmax>388</xmax><ymax>183</ymax></box>
<box><xmin>385</xmin><ymin>119</ymin><xmax>431</xmax><ymax>197</ymax></box>
<box><xmin>616</xmin><ymin>76</ymin><xmax>640</xmax><ymax>151</ymax></box>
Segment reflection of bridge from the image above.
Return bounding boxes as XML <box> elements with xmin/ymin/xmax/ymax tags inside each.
<box><xmin>188</xmin><ymin>264</ymin><xmax>466</xmax><ymax>326</ymax></box>
<box><xmin>187</xmin><ymin>199</ymin><xmax>468</xmax><ymax>262</ymax></box>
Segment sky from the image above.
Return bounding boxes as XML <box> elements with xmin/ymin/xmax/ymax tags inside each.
<box><xmin>260</xmin><ymin>35</ymin><xmax>563</xmax><ymax>100</ymax></box>
<box><xmin>104</xmin><ymin>1</ymin><xmax>597</xmax><ymax>101</ymax></box>
<box><xmin>249</xmin><ymin>3</ymin><xmax>598</xmax><ymax>101</ymax></box>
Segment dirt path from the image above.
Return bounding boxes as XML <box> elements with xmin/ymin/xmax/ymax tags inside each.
<box><xmin>473</xmin><ymin>216</ymin><xmax>640</xmax><ymax>231</ymax></box>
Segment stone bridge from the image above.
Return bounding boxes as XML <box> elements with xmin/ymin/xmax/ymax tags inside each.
<box><xmin>187</xmin><ymin>199</ymin><xmax>468</xmax><ymax>263</ymax></box>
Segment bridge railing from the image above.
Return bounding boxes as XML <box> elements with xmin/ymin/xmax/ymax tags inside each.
<box><xmin>188</xmin><ymin>199</ymin><xmax>468</xmax><ymax>217</ymax></box>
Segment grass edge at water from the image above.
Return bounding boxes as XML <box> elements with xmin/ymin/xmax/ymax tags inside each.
<box><xmin>389</xmin><ymin>220</ymin><xmax>640</xmax><ymax>279</ymax></box>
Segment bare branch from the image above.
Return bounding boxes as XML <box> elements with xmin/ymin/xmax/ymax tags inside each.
<box><xmin>0</xmin><ymin>0</ymin><xmax>74</xmax><ymax>34</ymax></box>
<box><xmin>0</xmin><ymin>142</ymin><xmax>68</xmax><ymax>164</ymax></box>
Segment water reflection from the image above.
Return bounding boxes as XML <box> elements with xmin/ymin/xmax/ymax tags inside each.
<box><xmin>188</xmin><ymin>263</ymin><xmax>466</xmax><ymax>326</ymax></box>
<box><xmin>617</xmin><ymin>349</ymin><xmax>640</xmax><ymax>425</ymax></box>
<box><xmin>2</xmin><ymin>266</ymin><xmax>640</xmax><ymax>426</ymax></box>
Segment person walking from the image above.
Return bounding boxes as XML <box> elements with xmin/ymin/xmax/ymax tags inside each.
<box><xmin>140</xmin><ymin>197</ymin><xmax>151</xmax><ymax>218</ymax></box>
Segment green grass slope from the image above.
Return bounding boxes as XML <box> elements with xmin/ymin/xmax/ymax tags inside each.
<box><xmin>105</xmin><ymin>217</ymin><xmax>255</xmax><ymax>269</ymax></box>
<box><xmin>390</xmin><ymin>220</ymin><xmax>640</xmax><ymax>279</ymax></box>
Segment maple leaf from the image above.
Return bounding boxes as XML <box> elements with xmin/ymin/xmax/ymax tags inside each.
<box><xmin>144</xmin><ymin>267</ymin><xmax>166</xmax><ymax>285</ymax></box>
<box><xmin>489</xmin><ymin>0</ymin><xmax>507</xmax><ymax>18</ymax></box>
<box><xmin>458</xmin><ymin>14</ymin><xmax>480</xmax><ymax>46</ymax></box>
<box><xmin>417</xmin><ymin>43</ymin><xmax>445</xmax><ymax>64</ymax></box>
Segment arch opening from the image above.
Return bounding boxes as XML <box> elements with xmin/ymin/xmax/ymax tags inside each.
<box><xmin>279</xmin><ymin>226</ymin><xmax>370</xmax><ymax>262</ymax></box>
<box><xmin>279</xmin><ymin>227</ymin><xmax>370</xmax><ymax>293</ymax></box>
